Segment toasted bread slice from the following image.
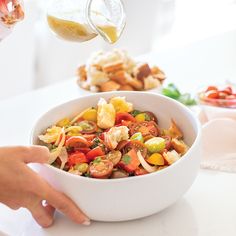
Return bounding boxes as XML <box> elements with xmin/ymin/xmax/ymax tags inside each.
<box><xmin>119</xmin><ymin>85</ymin><xmax>135</xmax><ymax>91</ymax></box>
<box><xmin>144</xmin><ymin>75</ymin><xmax>161</xmax><ymax>90</ymax></box>
<box><xmin>133</xmin><ymin>63</ymin><xmax>152</xmax><ymax>80</ymax></box>
<box><xmin>109</xmin><ymin>70</ymin><xmax>129</xmax><ymax>85</ymax></box>
<box><xmin>126</xmin><ymin>74</ymin><xmax>143</xmax><ymax>90</ymax></box>
<box><xmin>103</xmin><ymin>61</ymin><xmax>124</xmax><ymax>74</ymax></box>
<box><xmin>100</xmin><ymin>80</ymin><xmax>121</xmax><ymax>92</ymax></box>
<box><xmin>77</xmin><ymin>65</ymin><xmax>87</xmax><ymax>81</ymax></box>
<box><xmin>171</xmin><ymin>138</ymin><xmax>189</xmax><ymax>155</ymax></box>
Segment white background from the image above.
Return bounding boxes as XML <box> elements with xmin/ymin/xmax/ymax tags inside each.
<box><xmin>0</xmin><ymin>0</ymin><xmax>236</xmax><ymax>100</ymax></box>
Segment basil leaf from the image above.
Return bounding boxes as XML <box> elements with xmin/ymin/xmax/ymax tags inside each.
<box><xmin>144</xmin><ymin>113</ymin><xmax>151</xmax><ymax>121</ymax></box>
<box><xmin>122</xmin><ymin>155</ymin><xmax>131</xmax><ymax>165</ymax></box>
<box><xmin>93</xmin><ymin>157</ymin><xmax>102</xmax><ymax>164</ymax></box>
<box><xmin>130</xmin><ymin>110</ymin><xmax>142</xmax><ymax>117</ymax></box>
<box><xmin>162</xmin><ymin>83</ymin><xmax>181</xmax><ymax>99</ymax></box>
<box><xmin>178</xmin><ymin>93</ymin><xmax>197</xmax><ymax>106</ymax></box>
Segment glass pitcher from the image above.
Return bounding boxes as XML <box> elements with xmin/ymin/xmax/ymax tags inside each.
<box><xmin>46</xmin><ymin>0</ymin><xmax>126</xmax><ymax>44</ymax></box>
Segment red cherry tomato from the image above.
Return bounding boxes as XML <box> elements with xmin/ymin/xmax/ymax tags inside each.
<box><xmin>118</xmin><ymin>149</ymin><xmax>140</xmax><ymax>173</ymax></box>
<box><xmin>218</xmin><ymin>92</ymin><xmax>227</xmax><ymax>99</ymax></box>
<box><xmin>162</xmin><ymin>135</ymin><xmax>172</xmax><ymax>150</ymax></box>
<box><xmin>68</xmin><ymin>151</ymin><xmax>88</xmax><ymax>167</ymax></box>
<box><xmin>205</xmin><ymin>90</ymin><xmax>219</xmax><ymax>99</ymax></box>
<box><xmin>134</xmin><ymin>167</ymin><xmax>148</xmax><ymax>176</ymax></box>
<box><xmin>89</xmin><ymin>159</ymin><xmax>113</xmax><ymax>179</ymax></box>
<box><xmin>82</xmin><ymin>134</ymin><xmax>96</xmax><ymax>141</ymax></box>
<box><xmin>116</xmin><ymin>140</ymin><xmax>130</xmax><ymax>151</ymax></box>
<box><xmin>221</xmin><ymin>86</ymin><xmax>233</xmax><ymax>95</ymax></box>
<box><xmin>115</xmin><ymin>112</ymin><xmax>136</xmax><ymax>125</ymax></box>
<box><xmin>75</xmin><ymin>147</ymin><xmax>91</xmax><ymax>154</ymax></box>
<box><xmin>205</xmin><ymin>86</ymin><xmax>218</xmax><ymax>92</ymax></box>
<box><xmin>86</xmin><ymin>146</ymin><xmax>105</xmax><ymax>161</ymax></box>
<box><xmin>123</xmin><ymin>140</ymin><xmax>148</xmax><ymax>158</ymax></box>
<box><xmin>130</xmin><ymin>121</ymin><xmax>159</xmax><ymax>137</ymax></box>
<box><xmin>121</xmin><ymin>120</ymin><xmax>133</xmax><ymax>127</ymax></box>
<box><xmin>143</xmin><ymin>111</ymin><xmax>158</xmax><ymax>123</ymax></box>
<box><xmin>98</xmin><ymin>132</ymin><xmax>105</xmax><ymax>141</ymax></box>
<box><xmin>65</xmin><ymin>136</ymin><xmax>89</xmax><ymax>148</ymax></box>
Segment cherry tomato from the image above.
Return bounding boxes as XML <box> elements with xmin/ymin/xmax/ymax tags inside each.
<box><xmin>106</xmin><ymin>150</ymin><xmax>122</xmax><ymax>166</ymax></box>
<box><xmin>65</xmin><ymin>136</ymin><xmax>89</xmax><ymax>148</ymax></box>
<box><xmin>218</xmin><ymin>92</ymin><xmax>227</xmax><ymax>99</ymax></box>
<box><xmin>221</xmin><ymin>86</ymin><xmax>233</xmax><ymax>95</ymax></box>
<box><xmin>98</xmin><ymin>132</ymin><xmax>105</xmax><ymax>141</ymax></box>
<box><xmin>143</xmin><ymin>134</ymin><xmax>155</xmax><ymax>142</ymax></box>
<box><xmin>130</xmin><ymin>121</ymin><xmax>159</xmax><ymax>137</ymax></box>
<box><xmin>116</xmin><ymin>140</ymin><xmax>130</xmax><ymax>151</ymax></box>
<box><xmin>123</xmin><ymin>140</ymin><xmax>148</xmax><ymax>158</ymax></box>
<box><xmin>86</xmin><ymin>146</ymin><xmax>105</xmax><ymax>161</ymax></box>
<box><xmin>68</xmin><ymin>151</ymin><xmax>88</xmax><ymax>167</ymax></box>
<box><xmin>75</xmin><ymin>147</ymin><xmax>91</xmax><ymax>154</ymax></box>
<box><xmin>82</xmin><ymin>134</ymin><xmax>96</xmax><ymax>141</ymax></box>
<box><xmin>115</xmin><ymin>112</ymin><xmax>136</xmax><ymax>125</ymax></box>
<box><xmin>118</xmin><ymin>149</ymin><xmax>140</xmax><ymax>173</ymax></box>
<box><xmin>143</xmin><ymin>111</ymin><xmax>158</xmax><ymax>123</ymax></box>
<box><xmin>89</xmin><ymin>159</ymin><xmax>113</xmax><ymax>179</ymax></box>
<box><xmin>162</xmin><ymin>136</ymin><xmax>172</xmax><ymax>150</ymax></box>
<box><xmin>134</xmin><ymin>167</ymin><xmax>148</xmax><ymax>176</ymax></box>
<box><xmin>78</xmin><ymin>121</ymin><xmax>97</xmax><ymax>134</ymax></box>
<box><xmin>205</xmin><ymin>90</ymin><xmax>219</xmax><ymax>99</ymax></box>
<box><xmin>121</xmin><ymin>120</ymin><xmax>133</xmax><ymax>127</ymax></box>
<box><xmin>111</xmin><ymin>169</ymin><xmax>129</xmax><ymax>179</ymax></box>
<box><xmin>205</xmin><ymin>86</ymin><xmax>218</xmax><ymax>92</ymax></box>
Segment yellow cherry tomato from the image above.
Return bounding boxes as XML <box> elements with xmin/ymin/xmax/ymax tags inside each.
<box><xmin>135</xmin><ymin>113</ymin><xmax>146</xmax><ymax>122</ymax></box>
<box><xmin>75</xmin><ymin>163</ymin><xmax>89</xmax><ymax>173</ymax></box>
<box><xmin>82</xmin><ymin>109</ymin><xmax>97</xmax><ymax>122</ymax></box>
<box><xmin>145</xmin><ymin>137</ymin><xmax>166</xmax><ymax>153</ymax></box>
<box><xmin>130</xmin><ymin>132</ymin><xmax>144</xmax><ymax>143</ymax></box>
<box><xmin>146</xmin><ymin>153</ymin><xmax>165</xmax><ymax>166</ymax></box>
<box><xmin>56</xmin><ymin>118</ymin><xmax>70</xmax><ymax>127</ymax></box>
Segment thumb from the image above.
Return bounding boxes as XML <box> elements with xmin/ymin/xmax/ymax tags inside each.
<box><xmin>21</xmin><ymin>146</ymin><xmax>50</xmax><ymax>164</ymax></box>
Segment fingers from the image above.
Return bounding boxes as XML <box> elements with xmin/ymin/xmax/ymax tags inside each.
<box><xmin>22</xmin><ymin>146</ymin><xmax>50</xmax><ymax>164</ymax></box>
<box><xmin>29</xmin><ymin>201</ymin><xmax>55</xmax><ymax>228</ymax></box>
<box><xmin>0</xmin><ymin>146</ymin><xmax>50</xmax><ymax>164</ymax></box>
<box><xmin>45</xmin><ymin>186</ymin><xmax>90</xmax><ymax>226</ymax></box>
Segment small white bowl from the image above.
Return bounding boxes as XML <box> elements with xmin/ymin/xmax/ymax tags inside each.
<box><xmin>199</xmin><ymin>104</ymin><xmax>236</xmax><ymax>121</ymax></box>
<box><xmin>31</xmin><ymin>91</ymin><xmax>201</xmax><ymax>222</ymax></box>
<box><xmin>197</xmin><ymin>84</ymin><xmax>236</xmax><ymax>121</ymax></box>
<box><xmin>77</xmin><ymin>77</ymin><xmax>163</xmax><ymax>95</ymax></box>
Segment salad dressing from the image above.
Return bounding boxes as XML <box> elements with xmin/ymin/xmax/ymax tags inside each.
<box><xmin>47</xmin><ymin>10</ymin><xmax>118</xmax><ymax>43</ymax></box>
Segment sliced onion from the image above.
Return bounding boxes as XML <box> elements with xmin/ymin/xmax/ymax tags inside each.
<box><xmin>58</xmin><ymin>147</ymin><xmax>68</xmax><ymax>169</ymax></box>
<box><xmin>137</xmin><ymin>151</ymin><xmax>157</xmax><ymax>173</ymax></box>
<box><xmin>65</xmin><ymin>126</ymin><xmax>82</xmax><ymax>133</ymax></box>
<box><xmin>48</xmin><ymin>128</ymin><xmax>65</xmax><ymax>164</ymax></box>
<box><xmin>163</xmin><ymin>150</ymin><xmax>180</xmax><ymax>165</ymax></box>
<box><xmin>70</xmin><ymin>107</ymin><xmax>92</xmax><ymax>125</ymax></box>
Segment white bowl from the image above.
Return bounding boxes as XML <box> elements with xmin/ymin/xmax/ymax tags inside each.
<box><xmin>200</xmin><ymin>104</ymin><xmax>236</xmax><ymax>121</ymax></box>
<box><xmin>76</xmin><ymin>77</ymin><xmax>163</xmax><ymax>95</ymax></box>
<box><xmin>31</xmin><ymin>91</ymin><xmax>201</xmax><ymax>222</ymax></box>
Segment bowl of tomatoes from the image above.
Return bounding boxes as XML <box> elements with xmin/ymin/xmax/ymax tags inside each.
<box><xmin>31</xmin><ymin>91</ymin><xmax>201</xmax><ymax>222</ymax></box>
<box><xmin>198</xmin><ymin>84</ymin><xmax>236</xmax><ymax>120</ymax></box>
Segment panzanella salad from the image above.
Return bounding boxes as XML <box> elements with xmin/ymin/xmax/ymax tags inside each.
<box><xmin>39</xmin><ymin>97</ymin><xmax>189</xmax><ymax>179</ymax></box>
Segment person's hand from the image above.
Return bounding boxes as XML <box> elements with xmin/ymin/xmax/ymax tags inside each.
<box><xmin>0</xmin><ymin>146</ymin><xmax>90</xmax><ymax>227</ymax></box>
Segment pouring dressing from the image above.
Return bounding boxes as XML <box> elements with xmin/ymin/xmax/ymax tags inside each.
<box><xmin>47</xmin><ymin>0</ymin><xmax>126</xmax><ymax>44</ymax></box>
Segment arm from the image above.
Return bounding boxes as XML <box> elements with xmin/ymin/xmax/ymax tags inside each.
<box><xmin>0</xmin><ymin>146</ymin><xmax>90</xmax><ymax>227</ymax></box>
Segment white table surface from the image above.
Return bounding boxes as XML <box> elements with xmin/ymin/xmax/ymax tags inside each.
<box><xmin>1</xmin><ymin>34</ymin><xmax>236</xmax><ymax>236</ymax></box>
